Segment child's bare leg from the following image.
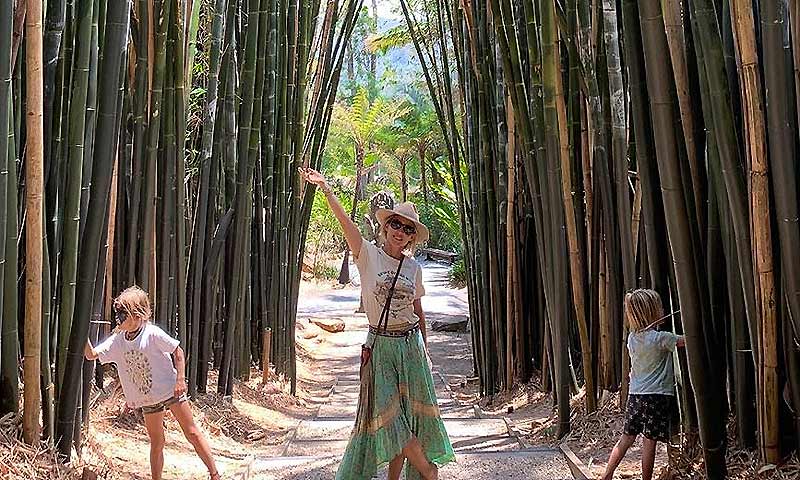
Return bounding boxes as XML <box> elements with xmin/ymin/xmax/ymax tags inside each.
<box><xmin>169</xmin><ymin>400</ymin><xmax>219</xmax><ymax>478</ymax></box>
<box><xmin>388</xmin><ymin>454</ymin><xmax>405</xmax><ymax>480</ymax></box>
<box><xmin>600</xmin><ymin>433</ymin><xmax>636</xmax><ymax>480</ymax></box>
<box><xmin>641</xmin><ymin>437</ymin><xmax>657</xmax><ymax>480</ymax></box>
<box><xmin>143</xmin><ymin>411</ymin><xmax>167</xmax><ymax>480</ymax></box>
<box><xmin>402</xmin><ymin>437</ymin><xmax>437</xmax><ymax>480</ymax></box>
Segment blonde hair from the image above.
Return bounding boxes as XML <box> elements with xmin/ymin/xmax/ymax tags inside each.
<box><xmin>624</xmin><ymin>289</ymin><xmax>664</xmax><ymax>332</ymax></box>
<box><xmin>113</xmin><ymin>285</ymin><xmax>152</xmax><ymax>329</ymax></box>
<box><xmin>378</xmin><ymin>215</ymin><xmax>418</xmax><ymax>256</ymax></box>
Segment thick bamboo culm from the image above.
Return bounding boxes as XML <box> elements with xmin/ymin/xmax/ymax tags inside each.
<box><xmin>262</xmin><ymin>328</ymin><xmax>272</xmax><ymax>384</ymax></box>
<box><xmin>22</xmin><ymin>0</ymin><xmax>45</xmax><ymax>445</ymax></box>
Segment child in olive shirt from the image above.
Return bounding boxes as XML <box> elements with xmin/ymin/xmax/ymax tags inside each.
<box><xmin>600</xmin><ymin>289</ymin><xmax>685</xmax><ymax>480</ymax></box>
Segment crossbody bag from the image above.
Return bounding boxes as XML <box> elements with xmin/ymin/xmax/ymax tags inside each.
<box><xmin>360</xmin><ymin>256</ymin><xmax>405</xmax><ymax>367</ymax></box>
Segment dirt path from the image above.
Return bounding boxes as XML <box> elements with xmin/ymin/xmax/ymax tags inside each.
<box><xmin>248</xmin><ymin>260</ymin><xmax>574</xmax><ymax>479</ymax></box>
<box><xmin>83</xmin><ymin>260</ymin><xmax>574</xmax><ymax>480</ymax></box>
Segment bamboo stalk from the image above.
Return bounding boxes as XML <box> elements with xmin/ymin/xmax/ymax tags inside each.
<box><xmin>505</xmin><ymin>95</ymin><xmax>516</xmax><ymax>389</ymax></box>
<box><xmin>753</xmin><ymin>0</ymin><xmax>785</xmax><ymax>463</ymax></box>
<box><xmin>23</xmin><ymin>0</ymin><xmax>45</xmax><ymax>445</ymax></box>
<box><xmin>556</xmin><ymin>6</ymin><xmax>594</xmax><ymax>412</ymax></box>
<box><xmin>55</xmin><ymin>0</ymin><xmax>130</xmax><ymax>456</ymax></box>
<box><xmin>661</xmin><ymin>0</ymin><xmax>702</xmax><ymax>225</ymax></box>
<box><xmin>261</xmin><ymin>327</ymin><xmax>272</xmax><ymax>383</ymax></box>
<box><xmin>0</xmin><ymin>0</ymin><xmax>12</xmax><ymax>416</ymax></box>
<box><xmin>0</xmin><ymin>95</ymin><xmax>19</xmax><ymax>415</ymax></box>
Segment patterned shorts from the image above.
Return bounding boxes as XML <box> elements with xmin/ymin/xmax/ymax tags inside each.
<box><xmin>623</xmin><ymin>394</ymin><xmax>675</xmax><ymax>442</ymax></box>
<box><xmin>141</xmin><ymin>394</ymin><xmax>188</xmax><ymax>415</ymax></box>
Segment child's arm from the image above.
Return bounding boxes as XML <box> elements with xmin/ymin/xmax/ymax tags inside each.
<box><xmin>172</xmin><ymin>346</ymin><xmax>187</xmax><ymax>396</ymax></box>
<box><xmin>84</xmin><ymin>340</ymin><xmax>99</xmax><ymax>361</ymax></box>
<box><xmin>676</xmin><ymin>335</ymin><xmax>686</xmax><ymax>348</ymax></box>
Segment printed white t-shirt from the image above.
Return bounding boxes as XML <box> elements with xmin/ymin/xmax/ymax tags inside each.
<box><xmin>354</xmin><ymin>240</ymin><xmax>426</xmax><ymax>328</ymax></box>
<box><xmin>95</xmin><ymin>323</ymin><xmax>180</xmax><ymax>408</ymax></box>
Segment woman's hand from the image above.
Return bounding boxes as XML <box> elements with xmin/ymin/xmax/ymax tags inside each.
<box><xmin>299</xmin><ymin>167</ymin><xmax>362</xmax><ymax>255</ymax></box>
<box><xmin>299</xmin><ymin>167</ymin><xmax>329</xmax><ymax>192</ymax></box>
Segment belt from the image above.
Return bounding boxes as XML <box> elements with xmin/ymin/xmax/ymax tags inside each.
<box><xmin>369</xmin><ymin>322</ymin><xmax>419</xmax><ymax>338</ymax></box>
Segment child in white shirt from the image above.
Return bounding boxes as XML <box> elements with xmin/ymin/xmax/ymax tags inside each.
<box><xmin>85</xmin><ymin>285</ymin><xmax>220</xmax><ymax>480</ymax></box>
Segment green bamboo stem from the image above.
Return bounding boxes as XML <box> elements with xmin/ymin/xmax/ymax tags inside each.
<box><xmin>0</xmin><ymin>96</ymin><xmax>18</xmax><ymax>415</ymax></box>
<box><xmin>55</xmin><ymin>0</ymin><xmax>130</xmax><ymax>456</ymax></box>
<box><xmin>56</xmin><ymin>0</ymin><xmax>94</xmax><ymax>390</ymax></box>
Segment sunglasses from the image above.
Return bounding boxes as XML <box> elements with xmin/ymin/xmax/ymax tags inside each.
<box><xmin>388</xmin><ymin>218</ymin><xmax>416</xmax><ymax>236</ymax></box>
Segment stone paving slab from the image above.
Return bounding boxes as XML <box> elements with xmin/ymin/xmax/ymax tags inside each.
<box><xmin>285</xmin><ymin>433</ymin><xmax>524</xmax><ymax>457</ymax></box>
<box><xmin>295</xmin><ymin>418</ymin><xmax>509</xmax><ymax>442</ymax></box>
<box><xmin>319</xmin><ymin>403</ymin><xmax>478</xmax><ymax>420</ymax></box>
<box><xmin>317</xmin><ymin>402</ymin><xmax>358</xmax><ymax>418</ymax></box>
<box><xmin>251</xmin><ymin>450</ymin><xmax>573</xmax><ymax>479</ymax></box>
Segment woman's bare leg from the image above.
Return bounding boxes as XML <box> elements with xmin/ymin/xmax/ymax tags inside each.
<box><xmin>169</xmin><ymin>400</ymin><xmax>219</xmax><ymax>477</ymax></box>
<box><xmin>389</xmin><ymin>454</ymin><xmax>405</xmax><ymax>480</ymax></box>
<box><xmin>600</xmin><ymin>433</ymin><xmax>637</xmax><ymax>480</ymax></box>
<box><xmin>402</xmin><ymin>437</ymin><xmax>437</xmax><ymax>479</ymax></box>
<box><xmin>143</xmin><ymin>411</ymin><xmax>167</xmax><ymax>480</ymax></box>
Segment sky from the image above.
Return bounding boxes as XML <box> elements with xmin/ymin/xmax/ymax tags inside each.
<box><xmin>375</xmin><ymin>0</ymin><xmax>403</xmax><ymax>21</ymax></box>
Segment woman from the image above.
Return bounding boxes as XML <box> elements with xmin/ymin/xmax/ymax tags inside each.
<box><xmin>300</xmin><ymin>167</ymin><xmax>454</xmax><ymax>480</ymax></box>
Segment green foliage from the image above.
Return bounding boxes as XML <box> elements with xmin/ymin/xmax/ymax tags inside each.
<box><xmin>308</xmin><ymin>188</ymin><xmax>347</xmax><ymax>256</ymax></box>
<box><xmin>313</xmin><ymin>46</ymin><xmax>462</xmax><ymax>259</ymax></box>
<box><xmin>416</xmin><ymin>197</ymin><xmax>461</xmax><ymax>253</ymax></box>
<box><xmin>447</xmin><ymin>258</ymin><xmax>467</xmax><ymax>289</ymax></box>
<box><xmin>312</xmin><ymin>263</ymin><xmax>340</xmax><ymax>281</ymax></box>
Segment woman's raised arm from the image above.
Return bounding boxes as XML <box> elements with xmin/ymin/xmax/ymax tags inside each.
<box><xmin>299</xmin><ymin>167</ymin><xmax>363</xmax><ymax>256</ymax></box>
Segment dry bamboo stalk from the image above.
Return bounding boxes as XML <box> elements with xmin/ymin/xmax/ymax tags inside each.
<box><xmin>631</xmin><ymin>174</ymin><xmax>642</xmax><ymax>260</ymax></box>
<box><xmin>792</xmin><ymin>1</ymin><xmax>800</xmax><ymax>133</ymax></box>
<box><xmin>505</xmin><ymin>95</ymin><xmax>516</xmax><ymax>390</ymax></box>
<box><xmin>599</xmin><ymin>233</ymin><xmax>610</xmax><ymax>389</ymax></box>
<box><xmin>581</xmin><ymin>96</ymin><xmax>592</xmax><ymax>272</ymax></box>
<box><xmin>262</xmin><ymin>328</ymin><xmax>272</xmax><ymax>384</ymax></box>
<box><xmin>104</xmin><ymin>152</ymin><xmax>119</xmax><ymax>338</ymax></box>
<box><xmin>661</xmin><ymin>0</ymin><xmax>702</xmax><ymax>224</ymax></box>
<box><xmin>22</xmin><ymin>0</ymin><xmax>44</xmax><ymax>445</ymax></box>
<box><xmin>728</xmin><ymin>0</ymin><xmax>779</xmax><ymax>462</ymax></box>
<box><xmin>555</xmin><ymin>35</ymin><xmax>595</xmax><ymax>412</ymax></box>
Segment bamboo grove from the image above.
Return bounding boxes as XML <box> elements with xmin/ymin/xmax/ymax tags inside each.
<box><xmin>0</xmin><ymin>0</ymin><xmax>363</xmax><ymax>459</ymax></box>
<box><xmin>399</xmin><ymin>0</ymin><xmax>800</xmax><ymax>477</ymax></box>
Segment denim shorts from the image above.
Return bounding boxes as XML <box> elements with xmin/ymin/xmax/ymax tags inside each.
<box><xmin>141</xmin><ymin>394</ymin><xmax>188</xmax><ymax>415</ymax></box>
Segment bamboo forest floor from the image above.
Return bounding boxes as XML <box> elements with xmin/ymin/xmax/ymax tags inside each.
<box><xmin>0</xmin><ymin>258</ymin><xmax>573</xmax><ymax>480</ymax></box>
<box><xmin>4</xmin><ymin>260</ymin><xmax>799</xmax><ymax>479</ymax></box>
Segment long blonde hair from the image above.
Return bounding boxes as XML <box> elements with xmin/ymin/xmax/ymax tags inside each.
<box><xmin>624</xmin><ymin>288</ymin><xmax>664</xmax><ymax>332</ymax></box>
<box><xmin>113</xmin><ymin>285</ymin><xmax>152</xmax><ymax>331</ymax></box>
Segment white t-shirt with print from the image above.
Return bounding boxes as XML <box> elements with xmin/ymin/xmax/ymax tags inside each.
<box><xmin>95</xmin><ymin>323</ymin><xmax>181</xmax><ymax>408</ymax></box>
<box><xmin>354</xmin><ymin>240</ymin><xmax>426</xmax><ymax>328</ymax></box>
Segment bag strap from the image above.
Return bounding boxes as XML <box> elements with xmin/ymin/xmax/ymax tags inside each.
<box><xmin>377</xmin><ymin>256</ymin><xmax>405</xmax><ymax>334</ymax></box>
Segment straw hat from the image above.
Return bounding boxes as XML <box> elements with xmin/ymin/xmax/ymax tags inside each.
<box><xmin>375</xmin><ymin>202</ymin><xmax>430</xmax><ymax>244</ymax></box>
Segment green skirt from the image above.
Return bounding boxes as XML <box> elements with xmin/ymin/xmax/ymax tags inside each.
<box><xmin>335</xmin><ymin>328</ymin><xmax>455</xmax><ymax>480</ymax></box>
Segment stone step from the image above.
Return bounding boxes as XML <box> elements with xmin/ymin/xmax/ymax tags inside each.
<box><xmin>250</xmin><ymin>450</ymin><xmax>574</xmax><ymax>480</ymax></box>
<box><xmin>294</xmin><ymin>418</ymin><xmax>508</xmax><ymax>442</ymax></box>
<box><xmin>285</xmin><ymin>433</ymin><xmax>523</xmax><ymax>457</ymax></box>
